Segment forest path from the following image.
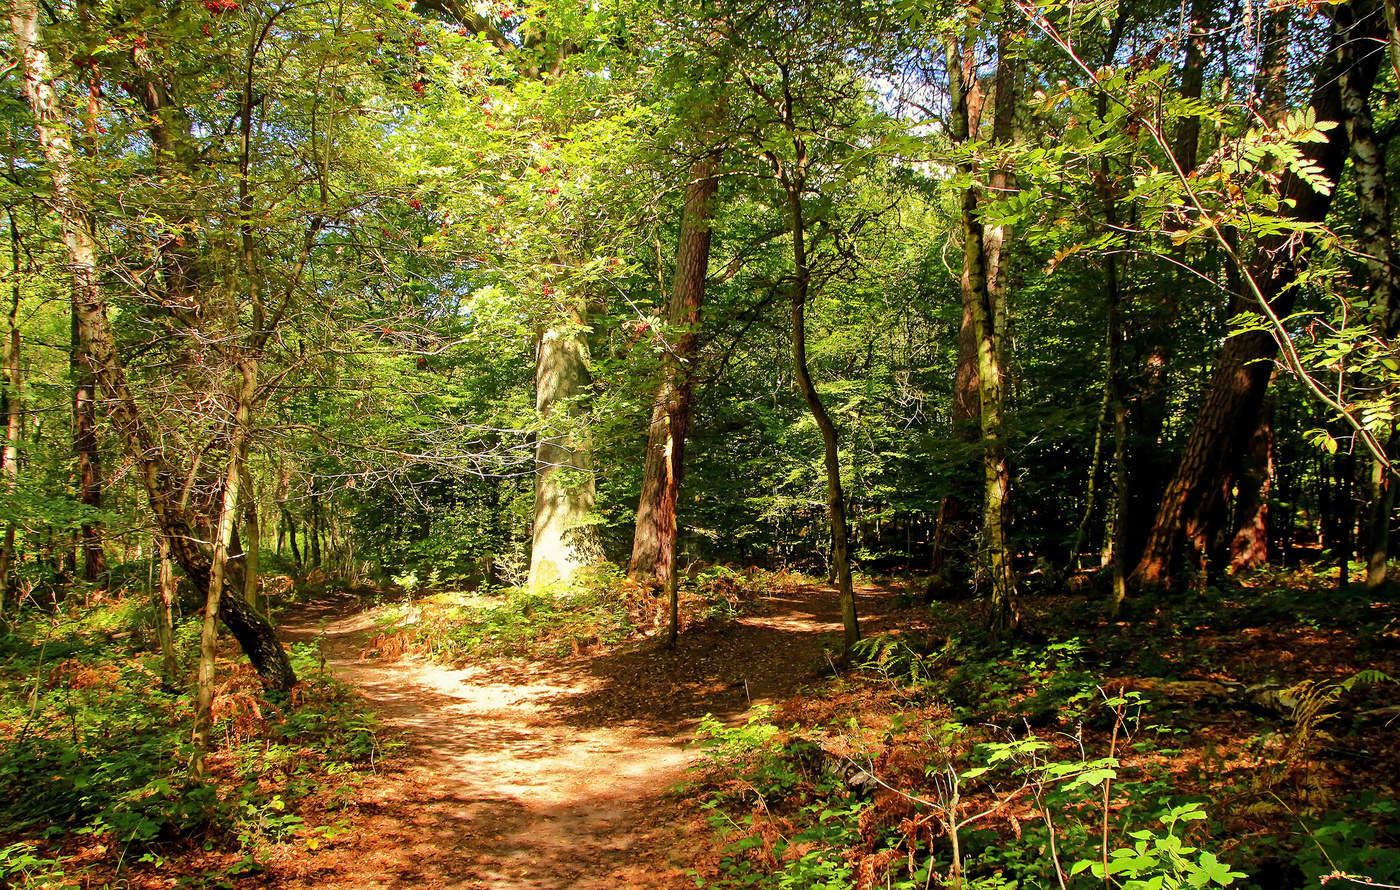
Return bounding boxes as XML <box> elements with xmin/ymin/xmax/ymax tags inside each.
<box><xmin>272</xmin><ymin>582</ymin><xmax>898</xmax><ymax>889</ymax></box>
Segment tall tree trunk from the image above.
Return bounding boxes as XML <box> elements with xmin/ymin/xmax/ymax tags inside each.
<box><xmin>628</xmin><ymin>155</ymin><xmax>720</xmax><ymax>620</ymax></box>
<box><xmin>72</xmin><ymin>309</ymin><xmax>104</xmax><ymax>583</ymax></box>
<box><xmin>928</xmin><ymin>256</ymin><xmax>980</xmax><ymax>587</ymax></box>
<box><xmin>948</xmin><ymin>32</ymin><xmax>1020</xmax><ymax>634</ymax></box>
<box><xmin>786</xmin><ymin>206</ymin><xmax>859</xmax><ymax>653</ymax></box>
<box><xmin>1338</xmin><ymin>24</ymin><xmax>1400</xmax><ymax>589</ymax></box>
<box><xmin>1</xmin><ymin>207</ymin><xmax>22</xmax><ymax>606</ymax></box>
<box><xmin>191</xmin><ymin>359</ymin><xmax>255</xmax><ymax>780</ymax></box>
<box><xmin>931</xmin><ymin>32</ymin><xmax>1019</xmax><ymax>595</ymax></box>
<box><xmin>529</xmin><ymin>305</ymin><xmax>602</xmax><ymax>588</ymax></box>
<box><xmin>767</xmin><ymin>66</ymin><xmax>859</xmax><ymax>654</ymax></box>
<box><xmin>1130</xmin><ymin>0</ymin><xmax>1382</xmax><ymax>593</ymax></box>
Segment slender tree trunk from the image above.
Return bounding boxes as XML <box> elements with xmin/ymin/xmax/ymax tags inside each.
<box><xmin>766</xmin><ymin>65</ymin><xmax>860</xmax><ymax>654</ymax></box>
<box><xmin>630</xmin><ymin>156</ymin><xmax>719</xmax><ymax>598</ymax></box>
<box><xmin>72</xmin><ymin>309</ymin><xmax>104</xmax><ymax>583</ymax></box>
<box><xmin>155</xmin><ymin>537</ymin><xmax>179</xmax><ymax>685</ymax></box>
<box><xmin>283</xmin><ymin>507</ymin><xmax>301</xmax><ymax>567</ymax></box>
<box><xmin>1</xmin><ymin>206</ymin><xmax>23</xmax><ymax>607</ymax></box>
<box><xmin>1068</xmin><ymin>385</ymin><xmax>1109</xmax><ymax>571</ymax></box>
<box><xmin>786</xmin><ymin>214</ymin><xmax>859</xmax><ymax>653</ymax></box>
<box><xmin>308</xmin><ymin>487</ymin><xmax>322</xmax><ymax>568</ymax></box>
<box><xmin>240</xmin><ymin>466</ymin><xmax>259</xmax><ymax>605</ymax></box>
<box><xmin>529</xmin><ymin>304</ymin><xmax>602</xmax><ymax>588</ymax></box>
<box><xmin>191</xmin><ymin>359</ymin><xmax>255</xmax><ymax>781</ymax></box>
<box><xmin>1131</xmin><ymin>0</ymin><xmax>1382</xmax><ymax>593</ymax></box>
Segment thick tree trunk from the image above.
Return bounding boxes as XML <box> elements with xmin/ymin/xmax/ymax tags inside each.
<box><xmin>929</xmin><ymin>272</ymin><xmax>980</xmax><ymax>585</ymax></box>
<box><xmin>529</xmin><ymin>306</ymin><xmax>602</xmax><ymax>588</ymax></box>
<box><xmin>932</xmin><ymin>33</ymin><xmax>1018</xmax><ymax>595</ymax></box>
<box><xmin>1130</xmin><ymin>1</ymin><xmax>1382</xmax><ymax>593</ymax></box>
<box><xmin>1122</xmin><ymin>0</ymin><xmax>1215</xmax><ymax>567</ymax></box>
<box><xmin>1229</xmin><ymin>403</ymin><xmax>1274</xmax><ymax>572</ymax></box>
<box><xmin>629</xmin><ymin>156</ymin><xmax>719</xmax><ymax>602</ymax></box>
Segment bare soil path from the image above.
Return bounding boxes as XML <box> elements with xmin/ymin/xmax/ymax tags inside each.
<box><xmin>268</xmin><ymin>584</ymin><xmax>900</xmax><ymax>889</ymax></box>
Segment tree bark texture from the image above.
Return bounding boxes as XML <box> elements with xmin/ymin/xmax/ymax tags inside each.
<box><xmin>72</xmin><ymin>309</ymin><xmax>105</xmax><ymax>582</ymax></box>
<box><xmin>1229</xmin><ymin>402</ymin><xmax>1274</xmax><ymax>572</ymax></box>
<box><xmin>1130</xmin><ymin>0</ymin><xmax>1383</xmax><ymax>593</ymax></box>
<box><xmin>629</xmin><ymin>156</ymin><xmax>719</xmax><ymax>591</ymax></box>
<box><xmin>931</xmin><ymin>32</ymin><xmax>1017</xmax><ymax>590</ymax></box>
<box><xmin>948</xmin><ymin>32</ymin><xmax>1020</xmax><ymax>634</ymax></box>
<box><xmin>1</xmin><ymin>208</ymin><xmax>22</xmax><ymax>606</ymax></box>
<box><xmin>9</xmin><ymin>1</ymin><xmax>294</xmax><ymax>690</ymax></box>
<box><xmin>1338</xmin><ymin>25</ymin><xmax>1400</xmax><ymax>590</ymax></box>
<box><xmin>529</xmin><ymin>307</ymin><xmax>602</xmax><ymax>588</ymax></box>
<box><xmin>191</xmin><ymin>359</ymin><xmax>254</xmax><ymax>781</ymax></box>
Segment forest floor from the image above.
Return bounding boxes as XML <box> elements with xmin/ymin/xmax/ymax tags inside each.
<box><xmin>267</xmin><ymin>581</ymin><xmax>902</xmax><ymax>889</ymax></box>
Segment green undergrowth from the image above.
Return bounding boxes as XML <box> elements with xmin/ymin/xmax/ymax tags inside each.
<box><xmin>0</xmin><ymin>593</ymin><xmax>388</xmax><ymax>888</ymax></box>
<box><xmin>686</xmin><ymin>702</ymin><xmax>1239</xmax><ymax>890</ymax></box>
<box><xmin>362</xmin><ymin>562</ymin><xmax>789</xmax><ymax>661</ymax></box>
<box><xmin>684</xmin><ymin>577</ymin><xmax>1400</xmax><ymax>889</ymax></box>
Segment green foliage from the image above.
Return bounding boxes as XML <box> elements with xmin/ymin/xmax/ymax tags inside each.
<box><xmin>368</xmin><ymin>564</ymin><xmax>639</xmax><ymax>660</ymax></box>
<box><xmin>0</xmin><ymin>598</ymin><xmax>385</xmax><ymax>882</ymax></box>
<box><xmin>1072</xmin><ymin>804</ymin><xmax>1245</xmax><ymax>889</ymax></box>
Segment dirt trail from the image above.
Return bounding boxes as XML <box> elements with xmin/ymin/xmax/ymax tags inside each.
<box><xmin>272</xmin><ymin>584</ymin><xmax>897</xmax><ymax>890</ymax></box>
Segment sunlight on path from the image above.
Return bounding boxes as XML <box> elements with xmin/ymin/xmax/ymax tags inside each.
<box><xmin>270</xmin><ymin>583</ymin><xmax>888</xmax><ymax>889</ymax></box>
<box><xmin>277</xmin><ymin>602</ymin><xmax>701</xmax><ymax>890</ymax></box>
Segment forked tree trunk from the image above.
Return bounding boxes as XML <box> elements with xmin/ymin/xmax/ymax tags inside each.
<box><xmin>629</xmin><ymin>156</ymin><xmax>719</xmax><ymax>593</ymax></box>
<box><xmin>9</xmin><ymin>0</ymin><xmax>294</xmax><ymax>690</ymax></box>
<box><xmin>948</xmin><ymin>32</ymin><xmax>1019</xmax><ymax>634</ymax></box>
<box><xmin>1131</xmin><ymin>0</ymin><xmax>1382</xmax><ymax>593</ymax></box>
<box><xmin>932</xmin><ymin>33</ymin><xmax>1020</xmax><ymax>594</ymax></box>
<box><xmin>529</xmin><ymin>305</ymin><xmax>602</xmax><ymax>588</ymax></box>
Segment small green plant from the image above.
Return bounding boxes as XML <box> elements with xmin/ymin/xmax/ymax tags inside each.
<box><xmin>1071</xmin><ymin>803</ymin><xmax>1245</xmax><ymax>889</ymax></box>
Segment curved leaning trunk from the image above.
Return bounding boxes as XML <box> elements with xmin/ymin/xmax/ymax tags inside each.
<box><xmin>1130</xmin><ymin>0</ymin><xmax>1383</xmax><ymax>594</ymax></box>
<box><xmin>9</xmin><ymin>1</ymin><xmax>295</xmax><ymax>691</ymax></box>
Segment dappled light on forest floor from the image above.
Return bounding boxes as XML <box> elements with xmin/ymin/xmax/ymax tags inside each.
<box><xmin>270</xmin><ymin>583</ymin><xmax>901</xmax><ymax>888</ymax></box>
